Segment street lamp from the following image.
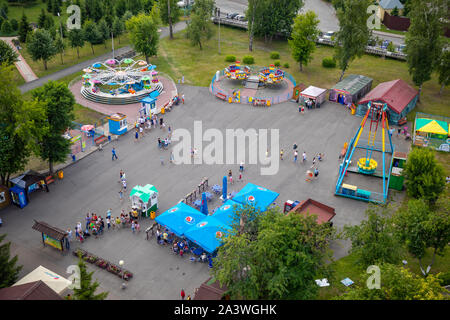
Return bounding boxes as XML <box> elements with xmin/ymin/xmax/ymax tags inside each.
<box><xmin>57</xmin><ymin>12</ymin><xmax>64</xmax><ymax>54</ymax></box>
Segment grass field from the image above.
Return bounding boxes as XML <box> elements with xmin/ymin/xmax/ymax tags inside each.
<box><xmin>155</xmin><ymin>25</ymin><xmax>449</xmax><ymax>119</ymax></box>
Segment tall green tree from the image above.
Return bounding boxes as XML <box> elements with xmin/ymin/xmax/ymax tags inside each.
<box><xmin>54</xmin><ymin>34</ymin><xmax>65</xmax><ymax>64</ymax></box>
<box><xmin>395</xmin><ymin>197</ymin><xmax>450</xmax><ymax>276</ymax></box>
<box><xmin>158</xmin><ymin>0</ymin><xmax>181</xmax><ymax>39</ymax></box>
<box><xmin>26</xmin><ymin>29</ymin><xmax>57</xmax><ymax>71</ymax></box>
<box><xmin>112</xmin><ymin>16</ymin><xmax>124</xmax><ymax>44</ymax></box>
<box><xmin>186</xmin><ymin>0</ymin><xmax>215</xmax><ymax>50</ymax></box>
<box><xmin>0</xmin><ymin>39</ymin><xmax>18</xmax><ymax>66</ymax></box>
<box><xmin>73</xmin><ymin>253</ymin><xmax>108</xmax><ymax>300</ymax></box>
<box><xmin>98</xmin><ymin>18</ymin><xmax>110</xmax><ymax>49</ymax></box>
<box><xmin>83</xmin><ymin>20</ymin><xmax>102</xmax><ymax>54</ymax></box>
<box><xmin>32</xmin><ymin>80</ymin><xmax>75</xmax><ymax>174</ymax></box>
<box><xmin>343</xmin><ymin>204</ymin><xmax>403</xmax><ymax>266</ymax></box>
<box><xmin>18</xmin><ymin>13</ymin><xmax>31</xmax><ymax>43</ymax></box>
<box><xmin>436</xmin><ymin>50</ymin><xmax>449</xmax><ymax>96</ymax></box>
<box><xmin>38</xmin><ymin>8</ymin><xmax>47</xmax><ymax>28</ymax></box>
<box><xmin>405</xmin><ymin>0</ymin><xmax>446</xmax><ymax>99</ymax></box>
<box><xmin>126</xmin><ymin>13</ymin><xmax>159</xmax><ymax>63</ymax></box>
<box><xmin>1</xmin><ymin>19</ymin><xmax>13</xmax><ymax>34</ymax></box>
<box><xmin>403</xmin><ymin>147</ymin><xmax>445</xmax><ymax>204</ymax></box>
<box><xmin>0</xmin><ymin>65</ymin><xmax>45</xmax><ymax>186</ymax></box>
<box><xmin>0</xmin><ymin>234</ymin><xmax>23</xmax><ymax>289</ymax></box>
<box><xmin>114</xmin><ymin>0</ymin><xmax>128</xmax><ymax>17</ymax></box>
<box><xmin>288</xmin><ymin>11</ymin><xmax>320</xmax><ymax>71</ymax></box>
<box><xmin>335</xmin><ymin>263</ymin><xmax>447</xmax><ymax>300</ymax></box>
<box><xmin>334</xmin><ymin>0</ymin><xmax>371</xmax><ymax>81</ymax></box>
<box><xmin>68</xmin><ymin>28</ymin><xmax>84</xmax><ymax>58</ymax></box>
<box><xmin>212</xmin><ymin>206</ymin><xmax>335</xmax><ymax>299</ymax></box>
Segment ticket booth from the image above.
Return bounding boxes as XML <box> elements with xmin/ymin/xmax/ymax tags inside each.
<box><xmin>108</xmin><ymin>113</ymin><xmax>128</xmax><ymax>136</ymax></box>
<box><xmin>140</xmin><ymin>96</ymin><xmax>157</xmax><ymax>116</ymax></box>
<box><xmin>129</xmin><ymin>184</ymin><xmax>158</xmax><ymax>218</ymax></box>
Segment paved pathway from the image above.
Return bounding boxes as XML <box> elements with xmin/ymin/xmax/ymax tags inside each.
<box><xmin>1</xmin><ymin>36</ymin><xmax>38</xmax><ymax>82</ymax></box>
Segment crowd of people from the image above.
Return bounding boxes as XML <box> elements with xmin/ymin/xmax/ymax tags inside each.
<box><xmin>279</xmin><ymin>143</ymin><xmax>324</xmax><ymax>182</ymax></box>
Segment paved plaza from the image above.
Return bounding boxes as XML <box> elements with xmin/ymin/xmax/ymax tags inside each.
<box><xmin>1</xmin><ymin>84</ymin><xmax>410</xmax><ymax>299</ymax></box>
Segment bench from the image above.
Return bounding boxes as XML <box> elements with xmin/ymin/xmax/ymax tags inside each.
<box><xmin>397</xmin><ymin>117</ymin><xmax>407</xmax><ymax>126</ymax></box>
<box><xmin>94</xmin><ymin>135</ymin><xmax>108</xmax><ymax>145</ymax></box>
<box><xmin>215</xmin><ymin>92</ymin><xmax>227</xmax><ymax>100</ymax></box>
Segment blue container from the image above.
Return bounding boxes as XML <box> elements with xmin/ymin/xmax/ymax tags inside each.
<box><xmin>108</xmin><ymin>113</ymin><xmax>128</xmax><ymax>136</ymax></box>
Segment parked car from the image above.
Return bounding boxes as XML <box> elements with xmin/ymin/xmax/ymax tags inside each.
<box><xmin>227</xmin><ymin>13</ymin><xmax>238</xmax><ymax>19</ymax></box>
<box><xmin>381</xmin><ymin>40</ymin><xmax>391</xmax><ymax>50</ymax></box>
<box><xmin>236</xmin><ymin>14</ymin><xmax>247</xmax><ymax>21</ymax></box>
<box><xmin>397</xmin><ymin>44</ymin><xmax>406</xmax><ymax>53</ymax></box>
<box><xmin>322</xmin><ymin>31</ymin><xmax>335</xmax><ymax>40</ymax></box>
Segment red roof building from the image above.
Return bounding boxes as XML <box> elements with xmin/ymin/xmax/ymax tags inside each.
<box><xmin>357</xmin><ymin>79</ymin><xmax>419</xmax><ymax>125</ymax></box>
<box><xmin>288</xmin><ymin>199</ymin><xmax>336</xmax><ymax>225</ymax></box>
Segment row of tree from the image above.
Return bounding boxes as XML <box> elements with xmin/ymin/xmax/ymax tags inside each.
<box><xmin>0</xmin><ymin>64</ymin><xmax>75</xmax><ymax>184</ymax></box>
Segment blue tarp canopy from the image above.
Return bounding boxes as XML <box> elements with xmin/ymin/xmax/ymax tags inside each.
<box><xmin>150</xmin><ymin>90</ymin><xmax>160</xmax><ymax>98</ymax></box>
<box><xmin>141</xmin><ymin>96</ymin><xmax>156</xmax><ymax>104</ymax></box>
<box><xmin>232</xmin><ymin>183</ymin><xmax>279</xmax><ymax>212</ymax></box>
<box><xmin>155</xmin><ymin>202</ymin><xmax>206</xmax><ymax>237</ymax></box>
<box><xmin>184</xmin><ymin>216</ymin><xmax>232</xmax><ymax>254</ymax></box>
<box><xmin>212</xmin><ymin>199</ymin><xmax>243</xmax><ymax>226</ymax></box>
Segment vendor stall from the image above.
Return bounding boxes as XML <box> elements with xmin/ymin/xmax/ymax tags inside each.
<box><xmin>413</xmin><ymin>114</ymin><xmax>449</xmax><ymax>152</ymax></box>
<box><xmin>140</xmin><ymin>96</ymin><xmax>157</xmax><ymax>116</ymax></box>
<box><xmin>129</xmin><ymin>184</ymin><xmax>158</xmax><ymax>217</ymax></box>
<box><xmin>108</xmin><ymin>113</ymin><xmax>127</xmax><ymax>136</ymax></box>
<box><xmin>32</xmin><ymin>220</ymin><xmax>68</xmax><ymax>252</ymax></box>
<box><xmin>329</xmin><ymin>74</ymin><xmax>373</xmax><ymax>105</ymax></box>
<box><xmin>299</xmin><ymin>86</ymin><xmax>327</xmax><ymax>108</ymax></box>
<box><xmin>9</xmin><ymin>170</ymin><xmax>49</xmax><ymax>209</ymax></box>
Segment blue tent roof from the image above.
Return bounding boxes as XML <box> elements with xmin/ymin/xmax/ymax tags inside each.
<box><xmin>232</xmin><ymin>183</ymin><xmax>279</xmax><ymax>212</ymax></box>
<box><xmin>141</xmin><ymin>96</ymin><xmax>156</xmax><ymax>104</ymax></box>
<box><xmin>212</xmin><ymin>199</ymin><xmax>243</xmax><ymax>226</ymax></box>
<box><xmin>150</xmin><ymin>90</ymin><xmax>160</xmax><ymax>98</ymax></box>
<box><xmin>184</xmin><ymin>216</ymin><xmax>231</xmax><ymax>254</ymax></box>
<box><xmin>155</xmin><ymin>202</ymin><xmax>206</xmax><ymax>237</ymax></box>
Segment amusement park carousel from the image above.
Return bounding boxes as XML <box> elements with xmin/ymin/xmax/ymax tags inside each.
<box><xmin>80</xmin><ymin>58</ymin><xmax>164</xmax><ymax>105</ymax></box>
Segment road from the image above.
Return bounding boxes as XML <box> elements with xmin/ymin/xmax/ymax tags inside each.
<box><xmin>215</xmin><ymin>0</ymin><xmax>405</xmax><ymax>45</ymax></box>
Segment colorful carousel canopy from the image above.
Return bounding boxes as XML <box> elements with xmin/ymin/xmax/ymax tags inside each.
<box><xmin>82</xmin><ymin>74</ymin><xmax>91</xmax><ymax>79</ymax></box>
<box><xmin>415</xmin><ymin>118</ymin><xmax>448</xmax><ymax>135</ymax></box>
<box><xmin>93</xmin><ymin>63</ymin><xmax>102</xmax><ymax>68</ymax></box>
<box><xmin>123</xmin><ymin>58</ymin><xmax>134</xmax><ymax>64</ymax></box>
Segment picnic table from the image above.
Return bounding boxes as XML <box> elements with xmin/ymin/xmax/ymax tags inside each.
<box><xmin>211</xmin><ymin>184</ymin><xmax>222</xmax><ymax>194</ymax></box>
<box><xmin>204</xmin><ymin>192</ymin><xmax>213</xmax><ymax>201</ymax></box>
<box><xmin>193</xmin><ymin>200</ymin><xmax>202</xmax><ymax>208</ymax></box>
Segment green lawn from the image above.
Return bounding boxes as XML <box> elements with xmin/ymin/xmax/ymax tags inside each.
<box><xmin>377</xmin><ymin>24</ymin><xmax>408</xmax><ymax>36</ymax></box>
<box><xmin>155</xmin><ymin>25</ymin><xmax>449</xmax><ymax>119</ymax></box>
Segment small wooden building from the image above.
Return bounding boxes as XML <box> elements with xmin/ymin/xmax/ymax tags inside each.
<box><xmin>329</xmin><ymin>74</ymin><xmax>373</xmax><ymax>105</ymax></box>
<box><xmin>32</xmin><ymin>220</ymin><xmax>68</xmax><ymax>252</ymax></box>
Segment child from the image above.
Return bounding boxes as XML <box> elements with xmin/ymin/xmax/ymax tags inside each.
<box><xmin>135</xmin><ymin>221</ymin><xmax>140</xmax><ymax>233</ymax></box>
<box><xmin>280</xmin><ymin>149</ymin><xmax>284</xmax><ymax>160</ymax></box>
<box><xmin>131</xmin><ymin>221</ymin><xmax>136</xmax><ymax>233</ymax></box>
<box><xmin>106</xmin><ymin>217</ymin><xmax>111</xmax><ymax>230</ymax></box>
<box><xmin>239</xmin><ymin>172</ymin><xmax>243</xmax><ymax>182</ymax></box>
<box><xmin>116</xmin><ymin>217</ymin><xmax>121</xmax><ymax>229</ymax></box>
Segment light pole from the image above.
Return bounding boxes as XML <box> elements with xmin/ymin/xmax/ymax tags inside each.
<box><xmin>112</xmin><ymin>31</ymin><xmax>115</xmax><ymax>60</ymax></box>
<box><xmin>57</xmin><ymin>12</ymin><xmax>64</xmax><ymax>54</ymax></box>
<box><xmin>218</xmin><ymin>7</ymin><xmax>221</xmax><ymax>54</ymax></box>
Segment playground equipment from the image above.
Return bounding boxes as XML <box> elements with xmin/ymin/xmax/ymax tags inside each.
<box><xmin>224</xmin><ymin>62</ymin><xmax>250</xmax><ymax>80</ymax></box>
<box><xmin>335</xmin><ymin>101</ymin><xmax>394</xmax><ymax>204</ymax></box>
<box><xmin>258</xmin><ymin>65</ymin><xmax>284</xmax><ymax>85</ymax></box>
<box><xmin>80</xmin><ymin>58</ymin><xmax>163</xmax><ymax>104</ymax></box>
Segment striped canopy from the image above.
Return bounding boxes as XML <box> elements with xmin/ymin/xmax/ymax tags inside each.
<box><xmin>415</xmin><ymin>118</ymin><xmax>448</xmax><ymax>135</ymax></box>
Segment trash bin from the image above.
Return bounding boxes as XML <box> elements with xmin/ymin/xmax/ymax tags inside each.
<box><xmin>58</xmin><ymin>170</ymin><xmax>64</xmax><ymax>179</ymax></box>
<box><xmin>150</xmin><ymin>211</ymin><xmax>156</xmax><ymax>220</ymax></box>
<box><xmin>161</xmin><ymin>107</ymin><xmax>165</xmax><ymax>114</ymax></box>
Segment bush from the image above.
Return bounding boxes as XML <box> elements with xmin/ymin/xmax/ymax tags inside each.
<box><xmin>283</xmin><ymin>62</ymin><xmax>290</xmax><ymax>68</ymax></box>
<box><xmin>438</xmin><ymin>271</ymin><xmax>450</xmax><ymax>286</ymax></box>
<box><xmin>270</xmin><ymin>51</ymin><xmax>280</xmax><ymax>59</ymax></box>
<box><xmin>242</xmin><ymin>55</ymin><xmax>254</xmax><ymax>64</ymax></box>
<box><xmin>322</xmin><ymin>57</ymin><xmax>336</xmax><ymax>68</ymax></box>
<box><xmin>273</xmin><ymin>60</ymin><xmax>281</xmax><ymax>67</ymax></box>
<box><xmin>10</xmin><ymin>19</ymin><xmax>18</xmax><ymax>31</ymax></box>
<box><xmin>225</xmin><ymin>55</ymin><xmax>236</xmax><ymax>62</ymax></box>
<box><xmin>1</xmin><ymin>20</ymin><xmax>13</xmax><ymax>34</ymax></box>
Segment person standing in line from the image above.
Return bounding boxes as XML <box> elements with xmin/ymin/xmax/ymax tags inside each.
<box><xmin>135</xmin><ymin>128</ymin><xmax>139</xmax><ymax>142</ymax></box>
<box><xmin>66</xmin><ymin>228</ymin><xmax>72</xmax><ymax>250</ymax></box>
<box><xmin>106</xmin><ymin>217</ymin><xmax>111</xmax><ymax>230</ymax></box>
<box><xmin>85</xmin><ymin>213</ymin><xmax>91</xmax><ymax>231</ymax></box>
<box><xmin>294</xmin><ymin>150</ymin><xmax>298</xmax><ymax>163</ymax></box>
<box><xmin>239</xmin><ymin>161</ymin><xmax>244</xmax><ymax>172</ymax></box>
<box><xmin>131</xmin><ymin>221</ymin><xmax>136</xmax><ymax>233</ymax></box>
<box><xmin>115</xmin><ymin>216</ymin><xmax>121</xmax><ymax>229</ymax></box>
<box><xmin>119</xmin><ymin>188</ymin><xmax>124</xmax><ymax>201</ymax></box>
<box><xmin>112</xmin><ymin>147</ymin><xmax>118</xmax><ymax>160</ymax></box>
<box><xmin>181</xmin><ymin>289</ymin><xmax>186</xmax><ymax>300</ymax></box>
<box><xmin>122</xmin><ymin>179</ymin><xmax>127</xmax><ymax>191</ymax></box>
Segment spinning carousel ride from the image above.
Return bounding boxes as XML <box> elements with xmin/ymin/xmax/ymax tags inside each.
<box><xmin>80</xmin><ymin>58</ymin><xmax>163</xmax><ymax>105</ymax></box>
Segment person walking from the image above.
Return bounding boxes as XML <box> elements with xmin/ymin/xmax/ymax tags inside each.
<box><xmin>106</xmin><ymin>208</ymin><xmax>112</xmax><ymax>220</ymax></box>
<box><xmin>182</xmin><ymin>94</ymin><xmax>185</xmax><ymax>104</ymax></box>
<box><xmin>66</xmin><ymin>228</ymin><xmax>72</xmax><ymax>250</ymax></box>
<box><xmin>181</xmin><ymin>289</ymin><xmax>186</xmax><ymax>300</ymax></box>
<box><xmin>170</xmin><ymin>152</ymin><xmax>174</xmax><ymax>163</ymax></box>
<box><xmin>302</xmin><ymin>151</ymin><xmax>307</xmax><ymax>163</ymax></box>
<box><xmin>314</xmin><ymin>167</ymin><xmax>319</xmax><ymax>179</ymax></box>
<box><xmin>112</xmin><ymin>147</ymin><xmax>118</xmax><ymax>160</ymax></box>
<box><xmin>106</xmin><ymin>217</ymin><xmax>111</xmax><ymax>230</ymax></box>
<box><xmin>136</xmin><ymin>221</ymin><xmax>140</xmax><ymax>233</ymax></box>
<box><xmin>312</xmin><ymin>157</ymin><xmax>316</xmax><ymax>166</ymax></box>
<box><xmin>168</xmin><ymin>125</ymin><xmax>172</xmax><ymax>138</ymax></box>
<box><xmin>239</xmin><ymin>161</ymin><xmax>244</xmax><ymax>172</ymax></box>
<box><xmin>228</xmin><ymin>169</ymin><xmax>233</xmax><ymax>185</ymax></box>
<box><xmin>293</xmin><ymin>143</ymin><xmax>298</xmax><ymax>151</ymax></box>
<box><xmin>131</xmin><ymin>221</ymin><xmax>136</xmax><ymax>233</ymax></box>
<box><xmin>238</xmin><ymin>172</ymin><xmax>243</xmax><ymax>182</ymax></box>
<box><xmin>122</xmin><ymin>179</ymin><xmax>127</xmax><ymax>191</ymax></box>
<box><xmin>135</xmin><ymin>128</ymin><xmax>139</xmax><ymax>142</ymax></box>
<box><xmin>294</xmin><ymin>150</ymin><xmax>298</xmax><ymax>163</ymax></box>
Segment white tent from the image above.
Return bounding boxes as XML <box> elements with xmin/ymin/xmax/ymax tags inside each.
<box><xmin>300</xmin><ymin>86</ymin><xmax>328</xmax><ymax>107</ymax></box>
<box><xmin>13</xmin><ymin>265</ymin><xmax>71</xmax><ymax>294</ymax></box>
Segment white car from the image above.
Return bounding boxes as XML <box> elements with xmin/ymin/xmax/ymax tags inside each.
<box><xmin>323</xmin><ymin>31</ymin><xmax>335</xmax><ymax>40</ymax></box>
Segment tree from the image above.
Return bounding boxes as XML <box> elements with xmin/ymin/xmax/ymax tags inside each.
<box><xmin>26</xmin><ymin>29</ymin><xmax>57</xmax><ymax>71</ymax></box>
<box><xmin>334</xmin><ymin>0</ymin><xmax>371</xmax><ymax>81</ymax></box>
<box><xmin>18</xmin><ymin>13</ymin><xmax>31</xmax><ymax>43</ymax></box>
<box><xmin>114</xmin><ymin>0</ymin><xmax>127</xmax><ymax>17</ymax></box>
<box><xmin>436</xmin><ymin>50</ymin><xmax>449</xmax><ymax>95</ymax></box>
<box><xmin>212</xmin><ymin>206</ymin><xmax>335</xmax><ymax>299</ymax></box>
<box><xmin>0</xmin><ymin>234</ymin><xmax>23</xmax><ymax>289</ymax></box>
<box><xmin>0</xmin><ymin>39</ymin><xmax>18</xmax><ymax>65</ymax></box>
<box><xmin>1</xmin><ymin>19</ymin><xmax>13</xmax><ymax>34</ymax></box>
<box><xmin>54</xmin><ymin>34</ymin><xmax>65</xmax><ymax>64</ymax></box>
<box><xmin>112</xmin><ymin>16</ymin><xmax>124</xmax><ymax>44</ymax></box>
<box><xmin>73</xmin><ymin>253</ymin><xmax>108</xmax><ymax>300</ymax></box>
<box><xmin>52</xmin><ymin>0</ymin><xmax>61</xmax><ymax>16</ymax></box>
<box><xmin>186</xmin><ymin>0</ymin><xmax>215</xmax><ymax>50</ymax></box>
<box><xmin>83</xmin><ymin>20</ymin><xmax>102</xmax><ymax>54</ymax></box>
<box><xmin>38</xmin><ymin>8</ymin><xmax>47</xmax><ymax>28</ymax></box>
<box><xmin>343</xmin><ymin>204</ymin><xmax>403</xmax><ymax>266</ymax></box>
<box><xmin>288</xmin><ymin>11</ymin><xmax>320</xmax><ymax>71</ymax></box>
<box><xmin>159</xmin><ymin>0</ymin><xmax>181</xmax><ymax>39</ymax></box>
<box><xmin>126</xmin><ymin>13</ymin><xmax>159</xmax><ymax>63</ymax></box>
<box><xmin>336</xmin><ymin>263</ymin><xmax>447</xmax><ymax>300</ymax></box>
<box><xmin>395</xmin><ymin>197</ymin><xmax>450</xmax><ymax>276</ymax></box>
<box><xmin>405</xmin><ymin>0</ymin><xmax>446</xmax><ymax>99</ymax></box>
<box><xmin>68</xmin><ymin>28</ymin><xmax>84</xmax><ymax>58</ymax></box>
<box><xmin>403</xmin><ymin>147</ymin><xmax>445</xmax><ymax>204</ymax></box>
<box><xmin>98</xmin><ymin>18</ymin><xmax>110</xmax><ymax>49</ymax></box>
<box><xmin>391</xmin><ymin>6</ymin><xmax>399</xmax><ymax>16</ymax></box>
<box><xmin>32</xmin><ymin>80</ymin><xmax>75</xmax><ymax>174</ymax></box>
<box><xmin>9</xmin><ymin>18</ymin><xmax>18</xmax><ymax>31</ymax></box>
